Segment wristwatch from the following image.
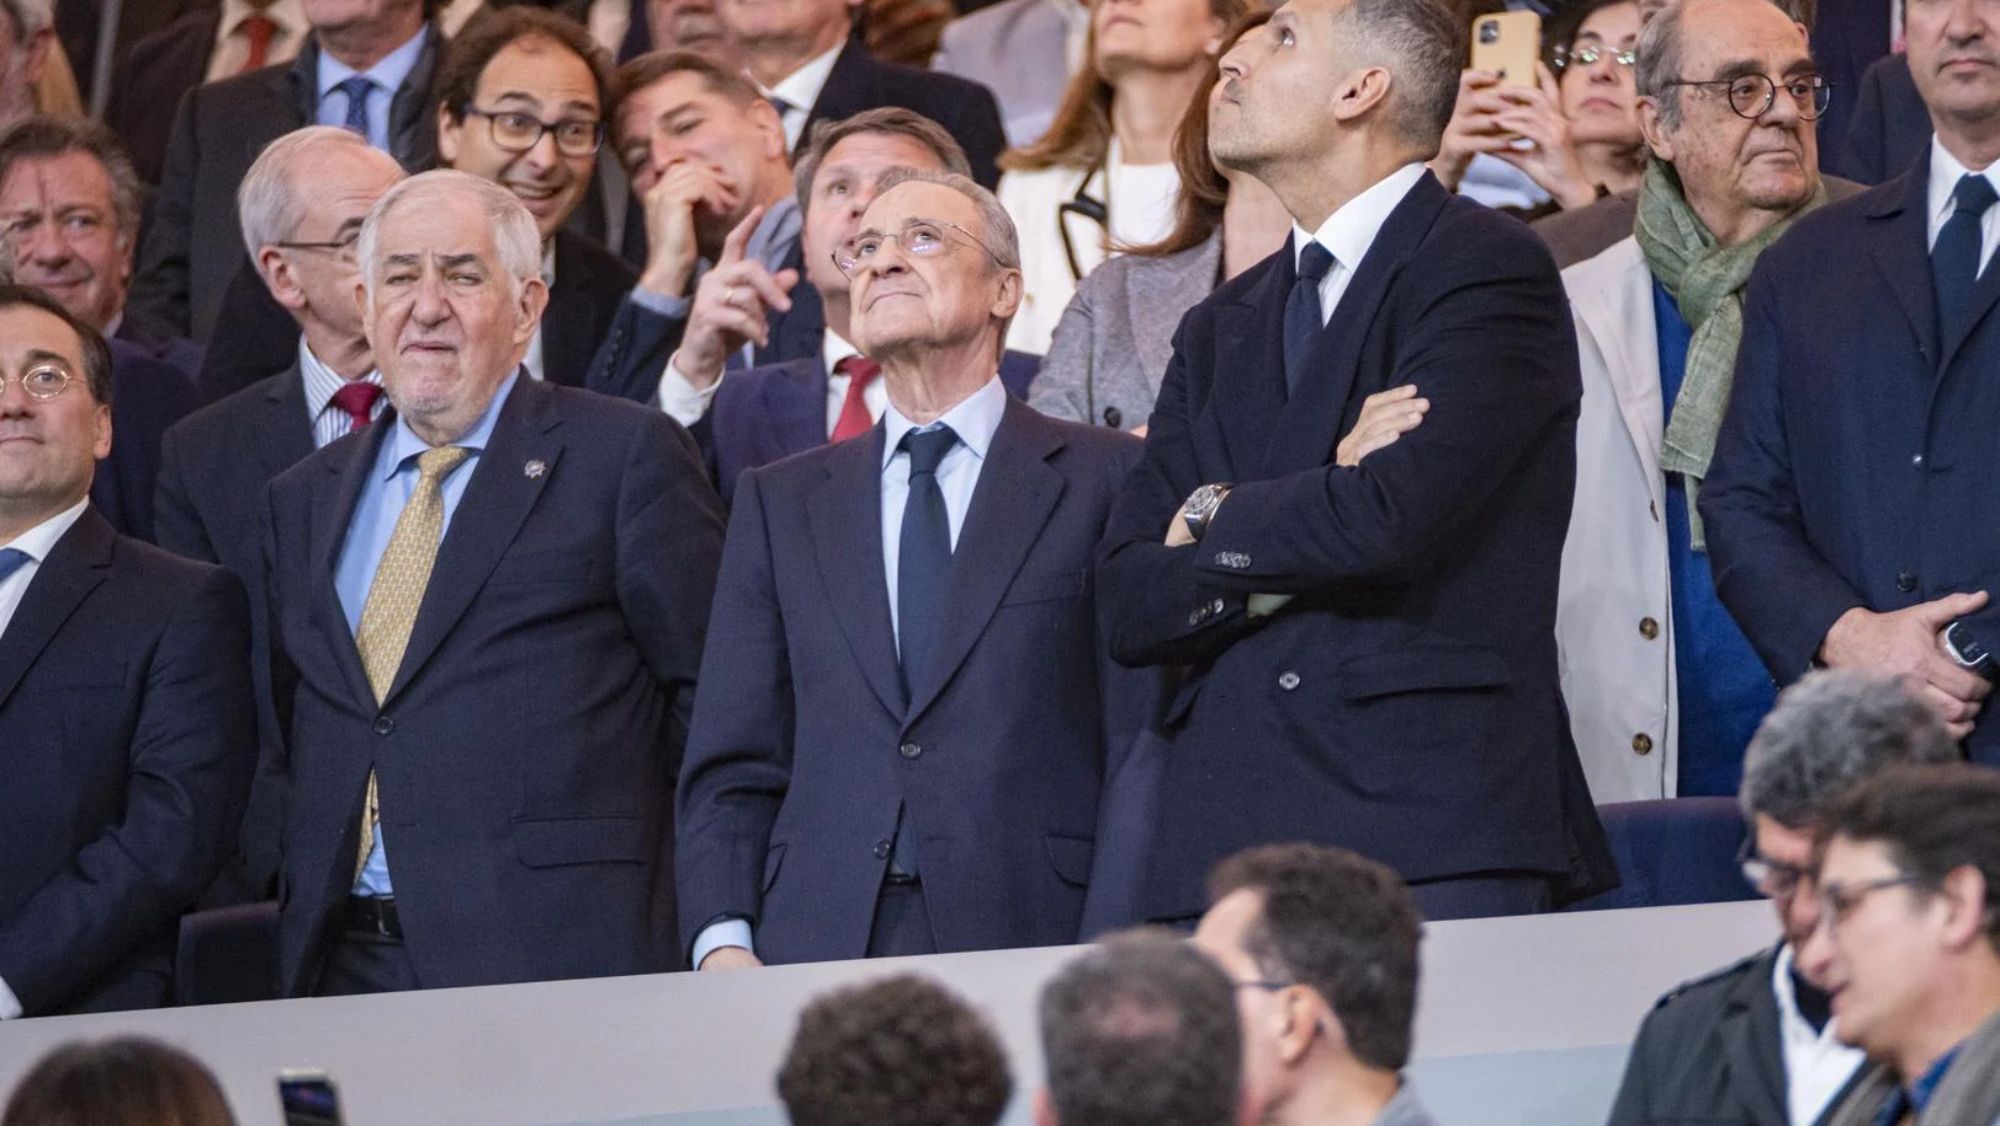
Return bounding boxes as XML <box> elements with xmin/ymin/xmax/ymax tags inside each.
<box><xmin>1180</xmin><ymin>483</ymin><xmax>1233</xmax><ymax>542</ymax></box>
<box><xmin>1945</xmin><ymin>621</ymin><xmax>2000</xmax><ymax>684</ymax></box>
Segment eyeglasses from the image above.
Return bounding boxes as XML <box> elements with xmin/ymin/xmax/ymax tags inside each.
<box><xmin>275</xmin><ymin>227</ymin><xmax>361</xmax><ymax>265</ymax></box>
<box><xmin>461</xmin><ymin>106</ymin><xmax>606</xmax><ymax>158</ymax></box>
<box><xmin>1736</xmin><ymin>836</ymin><xmax>1810</xmax><ymax>895</ymax></box>
<box><xmin>834</xmin><ymin>218</ymin><xmax>1004</xmax><ymax>278</ymax></box>
<box><xmin>1817</xmin><ymin>873</ymin><xmax>1929</xmax><ymax>929</ymax></box>
<box><xmin>1661</xmin><ymin>72</ymin><xmax>1832</xmax><ymax>121</ymax></box>
<box><xmin>1555</xmin><ymin>43</ymin><xmax>1636</xmax><ymax>69</ymax></box>
<box><xmin>1231</xmin><ymin>979</ymin><xmax>1294</xmax><ymax>993</ymax></box>
<box><xmin>0</xmin><ymin>362</ymin><xmax>76</xmax><ymax>401</ymax></box>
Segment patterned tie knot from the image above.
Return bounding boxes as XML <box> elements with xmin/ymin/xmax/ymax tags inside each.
<box><xmin>416</xmin><ymin>445</ymin><xmax>470</xmax><ymax>484</ymax></box>
<box><xmin>836</xmin><ymin>355</ymin><xmax>882</xmax><ymax>388</ymax></box>
<box><xmin>901</xmin><ymin>425</ymin><xmax>958</xmax><ymax>476</ymax></box>
<box><xmin>0</xmin><ymin>547</ymin><xmax>30</xmax><ymax>585</ymax></box>
<box><xmin>329</xmin><ymin>381</ymin><xmax>382</xmax><ymax>430</ymax></box>
<box><xmin>1956</xmin><ymin>173</ymin><xmax>1999</xmax><ymax>219</ymax></box>
<box><xmin>1298</xmin><ymin>240</ymin><xmax>1336</xmax><ymax>283</ymax></box>
<box><xmin>334</xmin><ymin>75</ymin><xmax>376</xmax><ymax>136</ymax></box>
<box><xmin>239</xmin><ymin>13</ymin><xmax>277</xmax><ymax>49</ymax></box>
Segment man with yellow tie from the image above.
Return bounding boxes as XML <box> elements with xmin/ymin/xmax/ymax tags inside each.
<box><xmin>262</xmin><ymin>169</ymin><xmax>725</xmax><ymax>997</ymax></box>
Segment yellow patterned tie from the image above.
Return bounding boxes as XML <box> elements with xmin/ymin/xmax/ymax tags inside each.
<box><xmin>352</xmin><ymin>445</ymin><xmax>471</xmax><ymax>882</ymax></box>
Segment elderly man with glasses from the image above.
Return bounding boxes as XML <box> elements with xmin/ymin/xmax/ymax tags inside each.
<box><xmin>1609</xmin><ymin>671</ymin><xmax>1958</xmax><ymax>1126</ymax></box>
<box><xmin>676</xmin><ymin>168</ymin><xmax>1148</xmax><ymax>969</ymax></box>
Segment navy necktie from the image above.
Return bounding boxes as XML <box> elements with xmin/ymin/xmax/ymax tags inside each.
<box><xmin>0</xmin><ymin>547</ymin><xmax>29</xmax><ymax>587</ymax></box>
<box><xmin>1284</xmin><ymin>240</ymin><xmax>1336</xmax><ymax>395</ymax></box>
<box><xmin>334</xmin><ymin>75</ymin><xmax>376</xmax><ymax>142</ymax></box>
<box><xmin>1933</xmin><ymin>172</ymin><xmax>1998</xmax><ymax>346</ymax></box>
<box><xmin>896</xmin><ymin>425</ymin><xmax>958</xmax><ymax>696</ymax></box>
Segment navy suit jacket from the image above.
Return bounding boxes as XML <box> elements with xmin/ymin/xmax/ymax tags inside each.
<box><xmin>806</xmin><ymin>40</ymin><xmax>1007</xmax><ymax>190</ymax></box>
<box><xmin>1099</xmin><ymin>172</ymin><xmax>1613</xmax><ymax>919</ymax></box>
<box><xmin>107</xmin><ymin>6</ymin><xmax>219</xmax><ymax>186</ymax></box>
<box><xmin>93</xmin><ymin>339</ymin><xmax>202</xmax><ymax>545</ymax></box>
<box><xmin>0</xmin><ymin>508</ymin><xmax>254</xmax><ymax>1015</ymax></box>
<box><xmin>697</xmin><ymin>348</ymin><xmax>1041</xmax><ymax>505</ymax></box>
<box><xmin>263</xmin><ymin>377</ymin><xmax>725</xmax><ymax>995</ymax></box>
<box><xmin>1810</xmin><ymin>0</ymin><xmax>1893</xmax><ymax>182</ymax></box>
<box><xmin>1704</xmin><ymin>153</ymin><xmax>2000</xmax><ymax>765</ymax></box>
<box><xmin>677</xmin><ymin>399</ymin><xmax>1145</xmax><ymax>963</ymax></box>
<box><xmin>1840</xmin><ymin>53</ymin><xmax>1931</xmax><ymax>188</ymax></box>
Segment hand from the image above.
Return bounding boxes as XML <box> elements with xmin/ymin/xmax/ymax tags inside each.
<box><xmin>1819</xmin><ymin>591</ymin><xmax>1993</xmax><ymax>738</ymax></box>
<box><xmin>698</xmin><ymin>946</ymin><xmax>763</xmax><ymax>971</ymax></box>
<box><xmin>1488</xmin><ymin>64</ymin><xmax>1600</xmax><ymax>211</ymax></box>
<box><xmin>1430</xmin><ymin>70</ymin><xmax>1515</xmax><ymax>191</ymax></box>
<box><xmin>1166</xmin><ymin>509</ymin><xmax>1194</xmax><ymax>547</ymax></box>
<box><xmin>864</xmin><ymin>0</ymin><xmax>953</xmax><ymax>65</ymax></box>
<box><xmin>674</xmin><ymin>207</ymin><xmax>801</xmax><ymax>388</ymax></box>
<box><xmin>1336</xmin><ymin>385</ymin><xmax>1429</xmax><ymax>467</ymax></box>
<box><xmin>639</xmin><ymin>163</ymin><xmax>741</xmax><ymax>299</ymax></box>
<box><xmin>1129</xmin><ymin>423</ymin><xmax>1149</xmax><ymax>438</ymax></box>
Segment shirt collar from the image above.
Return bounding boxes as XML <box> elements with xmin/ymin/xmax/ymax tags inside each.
<box><xmin>881</xmin><ymin>372</ymin><xmax>1007</xmax><ymax>470</ymax></box>
<box><xmin>318</xmin><ymin>22</ymin><xmax>429</xmax><ymax>101</ymax></box>
<box><xmin>763</xmin><ymin>40</ymin><xmax>844</xmax><ymax>113</ymax></box>
<box><xmin>1878</xmin><ymin>1043</ymin><xmax>1963</xmax><ymax>1126</ymax></box>
<box><xmin>1927</xmin><ymin>134</ymin><xmax>2000</xmax><ymax>230</ymax></box>
<box><xmin>1293</xmin><ymin>162</ymin><xmax>1428</xmax><ymax>277</ymax></box>
<box><xmin>381</xmin><ymin>370</ymin><xmax>518</xmax><ymax>482</ymax></box>
<box><xmin>0</xmin><ymin>497</ymin><xmax>89</xmax><ymax>564</ymax></box>
<box><xmin>299</xmin><ymin>337</ymin><xmax>382</xmax><ymax>416</ymax></box>
<box><xmin>822</xmin><ymin>329</ymin><xmax>861</xmax><ymax>374</ymax></box>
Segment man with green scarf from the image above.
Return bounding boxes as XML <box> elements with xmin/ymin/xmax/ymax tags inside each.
<box><xmin>1554</xmin><ymin>0</ymin><xmax>1831</xmax><ymax>804</ymax></box>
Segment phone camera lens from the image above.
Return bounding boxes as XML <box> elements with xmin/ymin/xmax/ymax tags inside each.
<box><xmin>1478</xmin><ymin>20</ymin><xmax>1500</xmax><ymax>43</ymax></box>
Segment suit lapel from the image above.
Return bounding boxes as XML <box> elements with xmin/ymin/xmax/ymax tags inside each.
<box><xmin>0</xmin><ymin>508</ymin><xmax>114</xmax><ymax>712</ymax></box>
<box><xmin>807</xmin><ymin>427</ymin><xmax>906</xmax><ymax>719</ymax></box>
<box><xmin>1264</xmin><ymin>176</ymin><xmax>1448</xmax><ymax>478</ymax></box>
<box><xmin>540</xmin><ymin>235</ymin><xmax>585</xmax><ymax>388</ymax></box>
<box><xmin>1865</xmin><ymin>159</ymin><xmax>1941</xmax><ymax>372</ymax></box>
<box><xmin>384</xmin><ymin>378</ymin><xmax>562</xmax><ymax>703</ymax></box>
<box><xmin>1718</xmin><ymin>949</ymin><xmax>1791</xmax><ymax>1126</ymax></box>
<box><xmin>799</xmin><ymin>41</ymin><xmax>875</xmax><ymax>159</ymax></box>
<box><xmin>1574</xmin><ymin>242</ymin><xmax>1667</xmax><ymax>508</ymax></box>
<box><xmin>1214</xmin><ymin>250</ymin><xmax>1291</xmax><ymax>473</ymax></box>
<box><xmin>904</xmin><ymin>400</ymin><xmax>1065</xmax><ymax>722</ymax></box>
<box><xmin>262</xmin><ymin>365</ymin><xmax>317</xmax><ymax>481</ymax></box>
<box><xmin>1942</xmin><ymin>230</ymin><xmax>2000</xmax><ymax>372</ymax></box>
<box><xmin>311</xmin><ymin>416</ymin><xmax>392</xmax><ymax>713</ymax></box>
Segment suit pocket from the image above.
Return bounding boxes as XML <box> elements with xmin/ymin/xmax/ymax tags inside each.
<box><xmin>762</xmin><ymin>843</ymin><xmax>788</xmax><ymax>894</ymax></box>
<box><xmin>1336</xmin><ymin>644</ymin><xmax>1512</xmax><ymax>701</ymax></box>
<box><xmin>1324</xmin><ymin>645</ymin><xmax>1512</xmax><ymax>804</ymax></box>
<box><xmin>1002</xmin><ymin>568</ymin><xmax>1088</xmax><ymax>606</ymax></box>
<box><xmin>512</xmin><ymin>816</ymin><xmax>647</xmax><ymax>868</ymax></box>
<box><xmin>1044</xmin><ymin>833</ymin><xmax>1095</xmax><ymax>888</ymax></box>
<box><xmin>490</xmin><ymin>549</ymin><xmax>589</xmax><ymax>586</ymax></box>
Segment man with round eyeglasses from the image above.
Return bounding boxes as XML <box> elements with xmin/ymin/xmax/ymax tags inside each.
<box><xmin>1609</xmin><ymin>671</ymin><xmax>1957</xmax><ymax>1126</ymax></box>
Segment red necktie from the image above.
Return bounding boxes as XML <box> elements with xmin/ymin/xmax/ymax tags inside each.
<box><xmin>830</xmin><ymin>356</ymin><xmax>880</xmax><ymax>443</ymax></box>
<box><xmin>329</xmin><ymin>381</ymin><xmax>382</xmax><ymax>433</ymax></box>
<box><xmin>237</xmin><ymin>14</ymin><xmax>279</xmax><ymax>74</ymax></box>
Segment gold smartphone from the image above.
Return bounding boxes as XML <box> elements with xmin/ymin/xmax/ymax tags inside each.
<box><xmin>1470</xmin><ymin>11</ymin><xmax>1543</xmax><ymax>88</ymax></box>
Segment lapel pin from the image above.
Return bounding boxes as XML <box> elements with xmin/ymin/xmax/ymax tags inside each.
<box><xmin>524</xmin><ymin>458</ymin><xmax>547</xmax><ymax>479</ymax></box>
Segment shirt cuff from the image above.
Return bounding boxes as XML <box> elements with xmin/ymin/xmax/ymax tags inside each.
<box><xmin>629</xmin><ymin>287</ymin><xmax>691</xmax><ymax>320</ymax></box>
<box><xmin>0</xmin><ymin>976</ymin><xmax>22</xmax><ymax>1019</ymax></box>
<box><xmin>692</xmin><ymin>918</ymin><xmax>755</xmax><ymax>970</ymax></box>
<box><xmin>657</xmin><ymin>352</ymin><xmax>725</xmax><ymax>428</ymax></box>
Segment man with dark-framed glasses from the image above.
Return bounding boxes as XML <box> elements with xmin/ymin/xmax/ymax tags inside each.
<box><xmin>1797</xmin><ymin>764</ymin><xmax>2000</xmax><ymax>1126</ymax></box>
<box><xmin>1609</xmin><ymin>671</ymin><xmax>1956</xmax><ymax>1126</ymax></box>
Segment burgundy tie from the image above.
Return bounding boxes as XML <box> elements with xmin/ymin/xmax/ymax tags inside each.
<box><xmin>830</xmin><ymin>356</ymin><xmax>880</xmax><ymax>443</ymax></box>
<box><xmin>329</xmin><ymin>381</ymin><xmax>382</xmax><ymax>433</ymax></box>
<box><xmin>238</xmin><ymin>14</ymin><xmax>278</xmax><ymax>74</ymax></box>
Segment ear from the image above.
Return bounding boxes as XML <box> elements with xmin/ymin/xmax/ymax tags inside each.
<box><xmin>1637</xmin><ymin>97</ymin><xmax>1674</xmax><ymax>162</ymax></box>
<box><xmin>436</xmin><ymin>103</ymin><xmax>463</xmax><ymax>167</ymax></box>
<box><xmin>1032</xmin><ymin>1088</ymin><xmax>1058</xmax><ymax>1126</ymax></box>
<box><xmin>90</xmin><ymin>398</ymin><xmax>111</xmax><ymax>461</ymax></box>
<box><xmin>354</xmin><ymin>277</ymin><xmax>375</xmax><ymax>350</ymax></box>
<box><xmin>991</xmin><ymin>266</ymin><xmax>1023</xmax><ymax>320</ymax></box>
<box><xmin>1938</xmin><ymin>866</ymin><xmax>1992</xmax><ymax>952</ymax></box>
<box><xmin>257</xmin><ymin>246</ymin><xmax>310</xmax><ymax>313</ymax></box>
<box><xmin>515</xmin><ymin>275</ymin><xmax>551</xmax><ymax>345</ymax></box>
<box><xmin>1278</xmin><ymin>989</ymin><xmax>1344</xmax><ymax>1067</ymax></box>
<box><xmin>1332</xmin><ymin>66</ymin><xmax>1394</xmax><ymax>126</ymax></box>
<box><xmin>750</xmin><ymin>99</ymin><xmax>788</xmax><ymax>161</ymax></box>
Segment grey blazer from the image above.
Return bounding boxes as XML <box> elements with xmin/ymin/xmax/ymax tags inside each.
<box><xmin>1029</xmin><ymin>233</ymin><xmax>1222</xmax><ymax>430</ymax></box>
<box><xmin>933</xmin><ymin>0</ymin><xmax>1084</xmax><ymax>147</ymax></box>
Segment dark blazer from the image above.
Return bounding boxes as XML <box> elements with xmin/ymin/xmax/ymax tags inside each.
<box><xmin>1534</xmin><ymin>178</ymin><xmax>1869</xmax><ymax>270</ymax></box>
<box><xmin>128</xmin><ymin>30</ymin><xmax>443</xmax><ymax>343</ymax></box>
<box><xmin>1809</xmin><ymin>0</ymin><xmax>1893</xmax><ymax>182</ymax></box>
<box><xmin>805</xmin><ymin>40</ymin><xmax>1008</xmax><ymax>190</ymax></box>
<box><xmin>93</xmin><ymin>339</ymin><xmax>202</xmax><ymax>545</ymax></box>
<box><xmin>55</xmin><ymin>0</ymin><xmax>210</xmax><ymax>122</ymax></box>
<box><xmin>697</xmin><ymin>348</ymin><xmax>1041</xmax><ymax>505</ymax></box>
<box><xmin>156</xmin><ymin>365</ymin><xmax>317</xmax><ymax>895</ymax></box>
<box><xmin>1840</xmin><ymin>54</ymin><xmax>1931</xmax><ymax>188</ymax></box>
<box><xmin>1609</xmin><ymin>946</ymin><xmax>1862</xmax><ymax>1126</ymax></box>
<box><xmin>263</xmin><ymin>376</ymin><xmax>724</xmax><ymax>996</ymax></box>
<box><xmin>677</xmin><ymin>398</ymin><xmax>1144</xmax><ymax>963</ymax></box>
<box><xmin>1099</xmin><ymin>172</ymin><xmax>1611</xmax><ymax>920</ymax></box>
<box><xmin>107</xmin><ymin>7</ymin><xmax>221</xmax><ymax>186</ymax></box>
<box><xmin>0</xmin><ymin>508</ymin><xmax>254</xmax><ymax>1016</ymax></box>
<box><xmin>1704</xmin><ymin>152</ymin><xmax>2000</xmax><ymax>766</ymax></box>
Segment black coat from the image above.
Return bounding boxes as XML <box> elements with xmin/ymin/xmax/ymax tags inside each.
<box><xmin>1839</xmin><ymin>53</ymin><xmax>1931</xmax><ymax>188</ymax></box>
<box><xmin>107</xmin><ymin>7</ymin><xmax>221</xmax><ymax>186</ymax></box>
<box><xmin>92</xmin><ymin>338</ymin><xmax>202</xmax><ymax>545</ymax></box>
<box><xmin>803</xmin><ymin>40</ymin><xmax>1008</xmax><ymax>190</ymax></box>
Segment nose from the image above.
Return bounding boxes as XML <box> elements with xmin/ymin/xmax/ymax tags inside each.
<box><xmin>1945</xmin><ymin>0</ymin><xmax>1986</xmax><ymax>40</ymax></box>
<box><xmin>1795</xmin><ymin>910</ymin><xmax>1837</xmax><ymax>983</ymax></box>
<box><xmin>1761</xmin><ymin>79</ymin><xmax>1803</xmax><ymax>126</ymax></box>
<box><xmin>21</xmin><ymin>220</ymin><xmax>71</xmax><ymax>264</ymax></box>
<box><xmin>1219</xmin><ymin>43</ymin><xmax>1248</xmax><ymax>81</ymax></box>
<box><xmin>0</xmin><ymin>374</ymin><xmax>34</xmax><ymax>414</ymax></box>
<box><xmin>411</xmin><ymin>271</ymin><xmax>453</xmax><ymax>325</ymax></box>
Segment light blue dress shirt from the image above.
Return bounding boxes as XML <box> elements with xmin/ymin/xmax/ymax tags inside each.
<box><xmin>315</xmin><ymin>24</ymin><xmax>429</xmax><ymax>153</ymax></box>
<box><xmin>690</xmin><ymin>373</ymin><xmax>1007</xmax><ymax>970</ymax></box>
<box><xmin>335</xmin><ymin>374</ymin><xmax>518</xmax><ymax>897</ymax></box>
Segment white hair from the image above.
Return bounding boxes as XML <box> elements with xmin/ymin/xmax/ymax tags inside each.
<box><xmin>238</xmin><ymin>126</ymin><xmax>398</xmax><ymax>254</ymax></box>
<box><xmin>357</xmin><ymin>169</ymin><xmax>541</xmax><ymax>299</ymax></box>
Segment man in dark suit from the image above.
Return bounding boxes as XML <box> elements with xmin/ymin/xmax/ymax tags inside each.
<box><xmin>1608</xmin><ymin>672</ymin><xmax>1950</xmax><ymax>1126</ymax></box>
<box><xmin>1806</xmin><ymin>0</ymin><xmax>1892</xmax><ymax>181</ymax></box>
<box><xmin>0</xmin><ymin>283</ymin><xmax>253</xmax><ymax>1018</ymax></box>
<box><xmin>677</xmin><ymin>169</ymin><xmax>1143</xmax><ymax>968</ymax></box>
<box><xmin>1840</xmin><ymin>52</ymin><xmax>1930</xmax><ymax>187</ymax></box>
<box><xmin>1702</xmin><ymin>0</ymin><xmax>2000</xmax><ymax>762</ymax></box>
<box><xmin>127</xmin><ymin>0</ymin><xmax>443</xmax><ymax>344</ymax></box>
<box><xmin>1100</xmin><ymin>0</ymin><xmax>1612</xmax><ymax>922</ymax></box>
<box><xmin>265</xmin><ymin>170</ymin><xmax>723</xmax><ymax>995</ymax></box>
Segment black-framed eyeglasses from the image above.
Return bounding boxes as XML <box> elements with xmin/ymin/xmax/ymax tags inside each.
<box><xmin>1818</xmin><ymin>873</ymin><xmax>1929</xmax><ymax>929</ymax></box>
<box><xmin>461</xmin><ymin>105</ymin><xmax>606</xmax><ymax>157</ymax></box>
<box><xmin>1661</xmin><ymin>72</ymin><xmax>1832</xmax><ymax>121</ymax></box>
<box><xmin>0</xmin><ymin>362</ymin><xmax>76</xmax><ymax>401</ymax></box>
<box><xmin>833</xmin><ymin>217</ymin><xmax>1005</xmax><ymax>278</ymax></box>
<box><xmin>1554</xmin><ymin>43</ymin><xmax>1637</xmax><ymax>70</ymax></box>
<box><xmin>1736</xmin><ymin>835</ymin><xmax>1810</xmax><ymax>895</ymax></box>
<box><xmin>275</xmin><ymin>227</ymin><xmax>362</xmax><ymax>264</ymax></box>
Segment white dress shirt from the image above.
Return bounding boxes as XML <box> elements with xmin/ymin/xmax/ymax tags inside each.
<box><xmin>1926</xmin><ymin>134</ymin><xmax>2000</xmax><ymax>275</ymax></box>
<box><xmin>0</xmin><ymin>497</ymin><xmax>90</xmax><ymax>1021</ymax></box>
<box><xmin>1291</xmin><ymin>162</ymin><xmax>1429</xmax><ymax>327</ymax></box>
<box><xmin>761</xmin><ymin>42</ymin><xmax>844</xmax><ymax>150</ymax></box>
<box><xmin>207</xmin><ymin>0</ymin><xmax>307</xmax><ymax>81</ymax></box>
<box><xmin>689</xmin><ymin>373</ymin><xmax>1007</xmax><ymax>971</ymax></box>
<box><xmin>1773</xmin><ymin>945</ymin><xmax>1865</xmax><ymax>1126</ymax></box>
<box><xmin>299</xmin><ymin>339</ymin><xmax>385</xmax><ymax>449</ymax></box>
<box><xmin>660</xmin><ymin>330</ymin><xmax>884</xmax><ymax>434</ymax></box>
<box><xmin>523</xmin><ymin>242</ymin><xmax>558</xmax><ymax>383</ymax></box>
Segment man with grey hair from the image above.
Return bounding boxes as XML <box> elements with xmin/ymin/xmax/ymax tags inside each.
<box><xmin>263</xmin><ymin>168</ymin><xmax>724</xmax><ymax>996</ymax></box>
<box><xmin>678</xmin><ymin>168</ymin><xmax>1145</xmax><ymax>968</ymax></box>
<box><xmin>1608</xmin><ymin>670</ymin><xmax>1957</xmax><ymax>1126</ymax></box>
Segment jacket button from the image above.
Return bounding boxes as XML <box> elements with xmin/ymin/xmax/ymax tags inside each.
<box><xmin>373</xmin><ymin>717</ymin><xmax>394</xmax><ymax>736</ymax></box>
<box><xmin>1188</xmin><ymin>606</ymin><xmax>1207</xmax><ymax>626</ymax></box>
<box><xmin>1897</xmin><ymin>571</ymin><xmax>1917</xmax><ymax>593</ymax></box>
<box><xmin>1632</xmin><ymin>732</ymin><xmax>1654</xmax><ymax>755</ymax></box>
<box><xmin>872</xmin><ymin>840</ymin><xmax>892</xmax><ymax>860</ymax></box>
<box><xmin>1210</xmin><ymin>598</ymin><xmax>1225</xmax><ymax>614</ymax></box>
<box><xmin>1639</xmin><ymin>617</ymin><xmax>1660</xmax><ymax>640</ymax></box>
<box><xmin>1278</xmin><ymin>671</ymin><xmax>1301</xmax><ymax>691</ymax></box>
<box><xmin>899</xmin><ymin>742</ymin><xmax>922</xmax><ymax>759</ymax></box>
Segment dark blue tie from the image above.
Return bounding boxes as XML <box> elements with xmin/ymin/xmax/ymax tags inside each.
<box><xmin>1934</xmin><ymin>172</ymin><xmax>1998</xmax><ymax>346</ymax></box>
<box><xmin>1284</xmin><ymin>240</ymin><xmax>1336</xmax><ymax>395</ymax></box>
<box><xmin>334</xmin><ymin>75</ymin><xmax>376</xmax><ymax>142</ymax></box>
<box><xmin>896</xmin><ymin>425</ymin><xmax>958</xmax><ymax>695</ymax></box>
<box><xmin>0</xmin><ymin>547</ymin><xmax>29</xmax><ymax>587</ymax></box>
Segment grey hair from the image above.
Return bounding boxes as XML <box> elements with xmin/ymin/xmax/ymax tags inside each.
<box><xmin>0</xmin><ymin>0</ymin><xmax>50</xmax><ymax>40</ymax></box>
<box><xmin>1333</xmin><ymin>0</ymin><xmax>1465</xmax><ymax>152</ymax></box>
<box><xmin>1739</xmin><ymin>670</ymin><xmax>1959</xmax><ymax>828</ymax></box>
<box><xmin>793</xmin><ymin>108</ymin><xmax>972</xmax><ymax>222</ymax></box>
<box><xmin>238</xmin><ymin>126</ymin><xmax>395</xmax><ymax>254</ymax></box>
<box><xmin>871</xmin><ymin>167</ymin><xmax>1021</xmax><ymax>271</ymax></box>
<box><xmin>1636</xmin><ymin>0</ymin><xmax>1815</xmax><ymax>131</ymax></box>
<box><xmin>357</xmin><ymin>169</ymin><xmax>541</xmax><ymax>298</ymax></box>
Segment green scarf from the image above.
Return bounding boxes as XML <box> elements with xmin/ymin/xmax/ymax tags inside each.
<box><xmin>1633</xmin><ymin>158</ymin><xmax>1827</xmax><ymax>550</ymax></box>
